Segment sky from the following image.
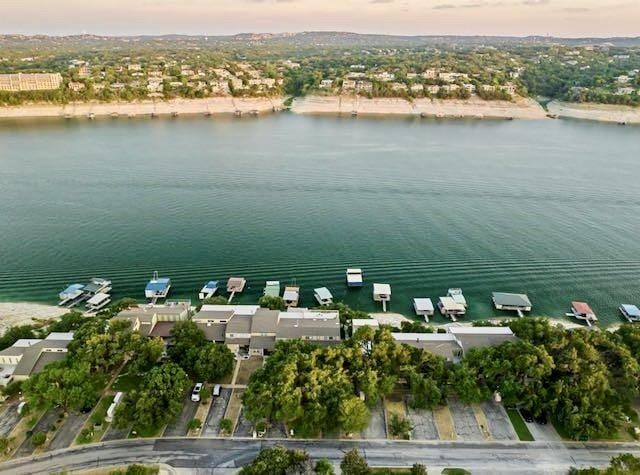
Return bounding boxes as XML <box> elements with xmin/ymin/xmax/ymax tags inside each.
<box><xmin>2</xmin><ymin>0</ymin><xmax>639</xmax><ymax>37</ymax></box>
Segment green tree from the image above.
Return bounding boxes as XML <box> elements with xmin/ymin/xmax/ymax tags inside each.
<box><xmin>340</xmin><ymin>449</ymin><xmax>370</xmax><ymax>475</ymax></box>
<box><xmin>258</xmin><ymin>295</ymin><xmax>286</xmax><ymax>311</ymax></box>
<box><xmin>193</xmin><ymin>343</ymin><xmax>235</xmax><ymax>382</ymax></box>
<box><xmin>203</xmin><ymin>296</ymin><xmax>228</xmax><ymax>305</ymax></box>
<box><xmin>168</xmin><ymin>321</ymin><xmax>207</xmax><ymax>370</ymax></box>
<box><xmin>239</xmin><ymin>445</ymin><xmax>312</xmax><ymax>475</ymax></box>
<box><xmin>114</xmin><ymin>363</ymin><xmax>190</xmax><ymax>431</ymax></box>
<box><xmin>410</xmin><ymin>464</ymin><xmax>427</xmax><ymax>475</ymax></box>
<box><xmin>315</xmin><ymin>459</ymin><xmax>335</xmax><ymax>475</ymax></box>
<box><xmin>0</xmin><ymin>325</ymin><xmax>36</xmax><ymax>351</ymax></box>
<box><xmin>389</xmin><ymin>414</ymin><xmax>413</xmax><ymax>439</ymax></box>
<box><xmin>187</xmin><ymin>418</ymin><xmax>201</xmax><ymax>431</ymax></box>
<box><xmin>339</xmin><ymin>396</ymin><xmax>370</xmax><ymax>434</ymax></box>
<box><xmin>219</xmin><ymin>418</ymin><xmax>233</xmax><ymax>434</ymax></box>
<box><xmin>47</xmin><ymin>311</ymin><xmax>85</xmax><ymax>333</ymax></box>
<box><xmin>31</xmin><ymin>432</ymin><xmax>46</xmax><ymax>447</ymax></box>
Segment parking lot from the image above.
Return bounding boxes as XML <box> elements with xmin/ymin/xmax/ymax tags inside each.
<box><xmin>448</xmin><ymin>398</ymin><xmax>484</xmax><ymax>441</ymax></box>
<box><xmin>202</xmin><ymin>388</ymin><xmax>231</xmax><ymax>437</ymax></box>
<box><xmin>47</xmin><ymin>411</ymin><xmax>91</xmax><ymax>451</ymax></box>
<box><xmin>164</xmin><ymin>394</ymin><xmax>199</xmax><ymax>437</ymax></box>
<box><xmin>481</xmin><ymin>402</ymin><xmax>518</xmax><ymax>440</ymax></box>
<box><xmin>234</xmin><ymin>407</ymin><xmax>254</xmax><ymax>437</ymax></box>
<box><xmin>407</xmin><ymin>407</ymin><xmax>438</xmax><ymax>440</ymax></box>
<box><xmin>0</xmin><ymin>403</ymin><xmax>20</xmax><ymax>438</ymax></box>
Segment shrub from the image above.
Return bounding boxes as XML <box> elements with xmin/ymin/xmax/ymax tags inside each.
<box><xmin>187</xmin><ymin>418</ymin><xmax>202</xmax><ymax>431</ymax></box>
<box><xmin>31</xmin><ymin>431</ymin><xmax>46</xmax><ymax>447</ymax></box>
<box><xmin>219</xmin><ymin>418</ymin><xmax>233</xmax><ymax>434</ymax></box>
<box><xmin>389</xmin><ymin>414</ymin><xmax>413</xmax><ymax>439</ymax></box>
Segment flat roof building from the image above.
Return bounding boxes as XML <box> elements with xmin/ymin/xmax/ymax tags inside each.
<box><xmin>0</xmin><ymin>73</ymin><xmax>63</xmax><ymax>92</ymax></box>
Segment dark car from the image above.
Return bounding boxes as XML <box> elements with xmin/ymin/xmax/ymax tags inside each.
<box><xmin>519</xmin><ymin>408</ymin><xmax>534</xmax><ymax>423</ymax></box>
<box><xmin>535</xmin><ymin>413</ymin><xmax>549</xmax><ymax>425</ymax></box>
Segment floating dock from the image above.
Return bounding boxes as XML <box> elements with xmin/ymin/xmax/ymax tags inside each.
<box><xmin>263</xmin><ymin>281</ymin><xmax>281</xmax><ymax>298</ymax></box>
<box><xmin>492</xmin><ymin>292</ymin><xmax>532</xmax><ymax>318</ymax></box>
<box><xmin>346</xmin><ymin>268</ymin><xmax>363</xmax><ymax>287</ymax></box>
<box><xmin>447</xmin><ymin>288</ymin><xmax>468</xmax><ymax>308</ymax></box>
<box><xmin>314</xmin><ymin>287</ymin><xmax>334</xmax><ymax>306</ymax></box>
<box><xmin>437</xmin><ymin>296</ymin><xmax>466</xmax><ymax>322</ymax></box>
<box><xmin>86</xmin><ymin>292</ymin><xmax>112</xmax><ymax>314</ymax></box>
<box><xmin>58</xmin><ymin>283</ymin><xmax>86</xmax><ymax>307</ymax></box>
<box><xmin>620</xmin><ymin>304</ymin><xmax>640</xmax><ymax>323</ymax></box>
<box><xmin>567</xmin><ymin>301</ymin><xmax>598</xmax><ymax>327</ymax></box>
<box><xmin>283</xmin><ymin>285</ymin><xmax>300</xmax><ymax>308</ymax></box>
<box><xmin>413</xmin><ymin>298</ymin><xmax>434</xmax><ymax>322</ymax></box>
<box><xmin>226</xmin><ymin>277</ymin><xmax>247</xmax><ymax>302</ymax></box>
<box><xmin>373</xmin><ymin>283</ymin><xmax>392</xmax><ymax>312</ymax></box>
<box><xmin>145</xmin><ymin>272</ymin><xmax>171</xmax><ymax>303</ymax></box>
<box><xmin>199</xmin><ymin>281</ymin><xmax>219</xmax><ymax>300</ymax></box>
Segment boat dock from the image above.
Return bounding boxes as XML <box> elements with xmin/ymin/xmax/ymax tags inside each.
<box><xmin>413</xmin><ymin>298</ymin><xmax>434</xmax><ymax>322</ymax></box>
<box><xmin>567</xmin><ymin>301</ymin><xmax>598</xmax><ymax>327</ymax></box>
<box><xmin>226</xmin><ymin>277</ymin><xmax>247</xmax><ymax>302</ymax></box>
<box><xmin>58</xmin><ymin>277</ymin><xmax>113</xmax><ymax>310</ymax></box>
<box><xmin>58</xmin><ymin>283</ymin><xmax>87</xmax><ymax>307</ymax></box>
<box><xmin>373</xmin><ymin>283</ymin><xmax>391</xmax><ymax>312</ymax></box>
<box><xmin>437</xmin><ymin>296</ymin><xmax>466</xmax><ymax>322</ymax></box>
<box><xmin>620</xmin><ymin>304</ymin><xmax>640</xmax><ymax>323</ymax></box>
<box><xmin>314</xmin><ymin>287</ymin><xmax>334</xmax><ymax>306</ymax></box>
<box><xmin>492</xmin><ymin>292</ymin><xmax>532</xmax><ymax>318</ymax></box>
<box><xmin>199</xmin><ymin>280</ymin><xmax>219</xmax><ymax>300</ymax></box>
<box><xmin>346</xmin><ymin>268</ymin><xmax>363</xmax><ymax>287</ymax></box>
<box><xmin>145</xmin><ymin>272</ymin><xmax>171</xmax><ymax>304</ymax></box>
<box><xmin>263</xmin><ymin>281</ymin><xmax>281</xmax><ymax>298</ymax></box>
<box><xmin>283</xmin><ymin>284</ymin><xmax>300</xmax><ymax>307</ymax></box>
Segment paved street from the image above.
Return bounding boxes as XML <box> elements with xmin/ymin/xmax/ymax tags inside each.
<box><xmin>3</xmin><ymin>438</ymin><xmax>640</xmax><ymax>474</ymax></box>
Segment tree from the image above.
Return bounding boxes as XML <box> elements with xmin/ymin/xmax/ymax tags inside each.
<box><xmin>315</xmin><ymin>459</ymin><xmax>335</xmax><ymax>475</ymax></box>
<box><xmin>193</xmin><ymin>344</ymin><xmax>235</xmax><ymax>382</ymax></box>
<box><xmin>200</xmin><ymin>386</ymin><xmax>211</xmax><ymax>403</ymax></box>
<box><xmin>47</xmin><ymin>311</ymin><xmax>84</xmax><ymax>333</ymax></box>
<box><xmin>340</xmin><ymin>449</ymin><xmax>370</xmax><ymax>475</ymax></box>
<box><xmin>258</xmin><ymin>295</ymin><xmax>286</xmax><ymax>311</ymax></box>
<box><xmin>239</xmin><ymin>445</ymin><xmax>312</xmax><ymax>475</ymax></box>
<box><xmin>408</xmin><ymin>371</ymin><xmax>442</xmax><ymax>410</ymax></box>
<box><xmin>128</xmin><ymin>337</ymin><xmax>164</xmax><ymax>374</ymax></box>
<box><xmin>187</xmin><ymin>418</ymin><xmax>202</xmax><ymax>431</ymax></box>
<box><xmin>389</xmin><ymin>414</ymin><xmax>413</xmax><ymax>439</ymax></box>
<box><xmin>410</xmin><ymin>464</ymin><xmax>427</xmax><ymax>475</ymax></box>
<box><xmin>203</xmin><ymin>296</ymin><xmax>228</xmax><ymax>305</ymax></box>
<box><xmin>22</xmin><ymin>361</ymin><xmax>101</xmax><ymax>412</ymax></box>
<box><xmin>219</xmin><ymin>418</ymin><xmax>233</xmax><ymax>434</ymax></box>
<box><xmin>31</xmin><ymin>432</ymin><xmax>46</xmax><ymax>447</ymax></box>
<box><xmin>114</xmin><ymin>363</ymin><xmax>190</xmax><ymax>431</ymax></box>
<box><xmin>338</xmin><ymin>396</ymin><xmax>370</xmax><ymax>434</ymax></box>
<box><xmin>0</xmin><ymin>325</ymin><xmax>36</xmax><ymax>351</ymax></box>
<box><xmin>168</xmin><ymin>321</ymin><xmax>207</xmax><ymax>370</ymax></box>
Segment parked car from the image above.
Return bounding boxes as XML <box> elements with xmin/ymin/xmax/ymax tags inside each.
<box><xmin>212</xmin><ymin>384</ymin><xmax>221</xmax><ymax>397</ymax></box>
<box><xmin>535</xmin><ymin>413</ymin><xmax>549</xmax><ymax>425</ymax></box>
<box><xmin>191</xmin><ymin>383</ymin><xmax>204</xmax><ymax>402</ymax></box>
<box><xmin>519</xmin><ymin>408</ymin><xmax>534</xmax><ymax>423</ymax></box>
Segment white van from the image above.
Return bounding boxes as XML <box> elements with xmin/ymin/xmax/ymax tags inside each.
<box><xmin>191</xmin><ymin>383</ymin><xmax>203</xmax><ymax>402</ymax></box>
<box><xmin>212</xmin><ymin>384</ymin><xmax>221</xmax><ymax>397</ymax></box>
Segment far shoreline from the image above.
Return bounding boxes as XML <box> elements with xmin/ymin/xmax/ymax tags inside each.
<box><xmin>0</xmin><ymin>95</ymin><xmax>637</xmax><ymax>124</ymax></box>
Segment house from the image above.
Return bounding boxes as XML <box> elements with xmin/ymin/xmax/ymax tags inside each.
<box><xmin>0</xmin><ymin>73</ymin><xmax>63</xmax><ymax>92</ymax></box>
<box><xmin>392</xmin><ymin>333</ymin><xmax>463</xmax><ymax>363</ymax></box>
<box><xmin>274</xmin><ymin>309</ymin><xmax>341</xmax><ymax>348</ymax></box>
<box><xmin>447</xmin><ymin>326</ymin><xmax>516</xmax><ymax>352</ymax></box>
<box><xmin>113</xmin><ymin>301</ymin><xmax>190</xmax><ymax>339</ymax></box>
<box><xmin>0</xmin><ymin>332</ymin><xmax>74</xmax><ymax>385</ymax></box>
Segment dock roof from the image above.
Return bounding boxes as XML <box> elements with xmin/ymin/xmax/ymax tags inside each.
<box><xmin>439</xmin><ymin>296</ymin><xmax>465</xmax><ymax>311</ymax></box>
<box><xmin>145</xmin><ymin>278</ymin><xmax>170</xmax><ymax>291</ymax></box>
<box><xmin>492</xmin><ymin>292</ymin><xmax>532</xmax><ymax>308</ymax></box>
<box><xmin>621</xmin><ymin>304</ymin><xmax>640</xmax><ymax>318</ymax></box>
<box><xmin>572</xmin><ymin>301</ymin><xmax>595</xmax><ymax>315</ymax></box>
<box><xmin>373</xmin><ymin>283</ymin><xmax>391</xmax><ymax>295</ymax></box>
<box><xmin>413</xmin><ymin>298</ymin><xmax>434</xmax><ymax>312</ymax></box>
<box><xmin>314</xmin><ymin>287</ymin><xmax>333</xmax><ymax>300</ymax></box>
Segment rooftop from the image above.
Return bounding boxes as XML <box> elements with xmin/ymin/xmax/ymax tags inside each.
<box><xmin>492</xmin><ymin>292</ymin><xmax>532</xmax><ymax>308</ymax></box>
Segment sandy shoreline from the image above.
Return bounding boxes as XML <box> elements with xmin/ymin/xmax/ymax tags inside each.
<box><xmin>291</xmin><ymin>95</ymin><xmax>548</xmax><ymax>120</ymax></box>
<box><xmin>547</xmin><ymin>100</ymin><xmax>640</xmax><ymax>124</ymax></box>
<box><xmin>0</xmin><ymin>97</ymin><xmax>285</xmax><ymax>119</ymax></box>
<box><xmin>0</xmin><ymin>302</ymin><xmax>68</xmax><ymax>336</ymax></box>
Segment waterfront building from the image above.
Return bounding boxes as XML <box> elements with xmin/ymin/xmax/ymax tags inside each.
<box><xmin>620</xmin><ymin>304</ymin><xmax>640</xmax><ymax>322</ymax></box>
<box><xmin>314</xmin><ymin>287</ymin><xmax>334</xmax><ymax>306</ymax></box>
<box><xmin>413</xmin><ymin>298</ymin><xmax>434</xmax><ymax>321</ymax></box>
<box><xmin>492</xmin><ymin>292</ymin><xmax>532</xmax><ymax>316</ymax></box>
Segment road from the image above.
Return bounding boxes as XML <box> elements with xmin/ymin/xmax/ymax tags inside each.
<box><xmin>1</xmin><ymin>438</ymin><xmax>640</xmax><ymax>474</ymax></box>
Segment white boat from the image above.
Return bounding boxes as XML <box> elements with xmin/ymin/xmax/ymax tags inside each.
<box><xmin>199</xmin><ymin>281</ymin><xmax>219</xmax><ymax>300</ymax></box>
<box><xmin>346</xmin><ymin>268</ymin><xmax>363</xmax><ymax>287</ymax></box>
<box><xmin>86</xmin><ymin>292</ymin><xmax>112</xmax><ymax>313</ymax></box>
<box><xmin>314</xmin><ymin>287</ymin><xmax>334</xmax><ymax>306</ymax></box>
<box><xmin>447</xmin><ymin>288</ymin><xmax>467</xmax><ymax>308</ymax></box>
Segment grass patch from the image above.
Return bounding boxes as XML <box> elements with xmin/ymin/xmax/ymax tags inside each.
<box><xmin>112</xmin><ymin>370</ymin><xmax>143</xmax><ymax>392</ymax></box>
<box><xmin>75</xmin><ymin>394</ymin><xmax>114</xmax><ymax>445</ymax></box>
<box><xmin>442</xmin><ymin>469</ymin><xmax>471</xmax><ymax>475</ymax></box>
<box><xmin>371</xmin><ymin>468</ymin><xmax>414</xmax><ymax>474</ymax></box>
<box><xmin>506</xmin><ymin>409</ymin><xmax>534</xmax><ymax>441</ymax></box>
<box><xmin>129</xmin><ymin>423</ymin><xmax>164</xmax><ymax>438</ymax></box>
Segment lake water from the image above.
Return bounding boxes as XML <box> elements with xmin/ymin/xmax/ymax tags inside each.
<box><xmin>1</xmin><ymin>114</ymin><xmax>639</xmax><ymax>325</ymax></box>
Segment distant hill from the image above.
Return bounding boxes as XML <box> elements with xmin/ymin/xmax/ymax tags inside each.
<box><xmin>1</xmin><ymin>32</ymin><xmax>639</xmax><ymax>48</ymax></box>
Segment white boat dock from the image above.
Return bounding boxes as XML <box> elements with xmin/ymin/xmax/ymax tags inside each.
<box><xmin>83</xmin><ymin>278</ymin><xmax>112</xmax><ymax>296</ymax></box>
<box><xmin>492</xmin><ymin>292</ymin><xmax>532</xmax><ymax>318</ymax></box>
<box><xmin>437</xmin><ymin>296</ymin><xmax>466</xmax><ymax>321</ymax></box>
<box><xmin>263</xmin><ymin>281</ymin><xmax>281</xmax><ymax>298</ymax></box>
<box><xmin>58</xmin><ymin>283</ymin><xmax>86</xmax><ymax>307</ymax></box>
<box><xmin>145</xmin><ymin>272</ymin><xmax>171</xmax><ymax>303</ymax></box>
<box><xmin>346</xmin><ymin>268</ymin><xmax>363</xmax><ymax>287</ymax></box>
<box><xmin>447</xmin><ymin>288</ymin><xmax>468</xmax><ymax>308</ymax></box>
<box><xmin>199</xmin><ymin>281</ymin><xmax>219</xmax><ymax>300</ymax></box>
<box><xmin>413</xmin><ymin>298</ymin><xmax>434</xmax><ymax>322</ymax></box>
<box><xmin>86</xmin><ymin>292</ymin><xmax>111</xmax><ymax>314</ymax></box>
<box><xmin>283</xmin><ymin>285</ymin><xmax>300</xmax><ymax>307</ymax></box>
<box><xmin>314</xmin><ymin>287</ymin><xmax>334</xmax><ymax>306</ymax></box>
<box><xmin>620</xmin><ymin>304</ymin><xmax>640</xmax><ymax>323</ymax></box>
<box><xmin>373</xmin><ymin>283</ymin><xmax>391</xmax><ymax>312</ymax></box>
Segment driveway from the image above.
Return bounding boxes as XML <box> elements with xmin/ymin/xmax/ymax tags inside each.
<box><xmin>202</xmin><ymin>389</ymin><xmax>231</xmax><ymax>437</ymax></box>
<box><xmin>481</xmin><ymin>402</ymin><xmax>517</xmax><ymax>441</ymax></box>
<box><xmin>448</xmin><ymin>398</ymin><xmax>483</xmax><ymax>441</ymax></box>
<box><xmin>0</xmin><ymin>403</ymin><xmax>20</xmax><ymax>437</ymax></box>
<box><xmin>234</xmin><ymin>407</ymin><xmax>254</xmax><ymax>437</ymax></box>
<box><xmin>362</xmin><ymin>402</ymin><xmax>386</xmax><ymax>439</ymax></box>
<box><xmin>407</xmin><ymin>407</ymin><xmax>438</xmax><ymax>440</ymax></box>
<box><xmin>268</xmin><ymin>421</ymin><xmax>287</xmax><ymax>438</ymax></box>
<box><xmin>164</xmin><ymin>395</ymin><xmax>199</xmax><ymax>437</ymax></box>
<box><xmin>526</xmin><ymin>420</ymin><xmax>563</xmax><ymax>442</ymax></box>
<box><xmin>102</xmin><ymin>424</ymin><xmax>130</xmax><ymax>441</ymax></box>
<box><xmin>47</xmin><ymin>411</ymin><xmax>91</xmax><ymax>451</ymax></box>
<box><xmin>14</xmin><ymin>408</ymin><xmax>60</xmax><ymax>458</ymax></box>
